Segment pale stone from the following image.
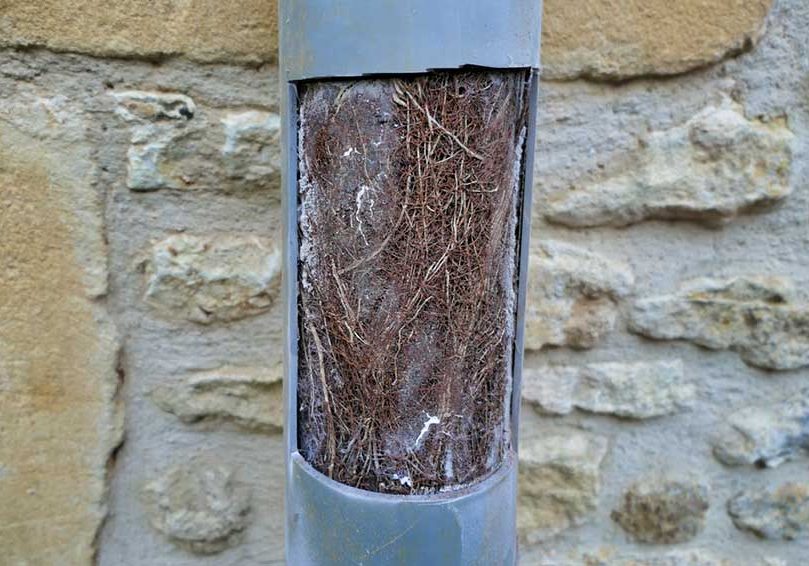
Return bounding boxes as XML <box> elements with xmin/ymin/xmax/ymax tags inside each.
<box><xmin>221</xmin><ymin>111</ymin><xmax>282</xmax><ymax>190</ymax></box>
<box><xmin>112</xmin><ymin>92</ymin><xmax>281</xmax><ymax>193</ymax></box>
<box><xmin>545</xmin><ymin>100</ymin><xmax>793</xmax><ymax>228</ymax></box>
<box><xmin>542</xmin><ymin>0</ymin><xmax>774</xmax><ymax>80</ymax></box>
<box><xmin>523</xmin><ymin>360</ymin><xmax>694</xmax><ymax>419</ymax></box>
<box><xmin>582</xmin><ymin>549</ymin><xmax>730</xmax><ymax>566</ymax></box>
<box><xmin>125</xmin><ymin>129</ymin><xmax>180</xmax><ymax>191</ymax></box>
<box><xmin>111</xmin><ymin>91</ymin><xmax>196</xmax><ymax>123</ymax></box>
<box><xmin>612</xmin><ymin>479</ymin><xmax>710</xmax><ymax>544</ymax></box>
<box><xmin>0</xmin><ymin>0</ymin><xmax>278</xmax><ymax>64</ymax></box>
<box><xmin>526</xmin><ymin>241</ymin><xmax>634</xmax><ymax>350</ymax></box>
<box><xmin>728</xmin><ymin>483</ymin><xmax>809</xmax><ymax>540</ymax></box>
<box><xmin>518</xmin><ymin>430</ymin><xmax>608</xmax><ymax>544</ymax></box>
<box><xmin>630</xmin><ymin>276</ymin><xmax>809</xmax><ymax>371</ymax></box>
<box><xmin>142</xmin><ymin>457</ymin><xmax>251</xmax><ymax>554</ymax></box>
<box><xmin>112</xmin><ymin>90</ymin><xmax>201</xmax><ymax>191</ymax></box>
<box><xmin>713</xmin><ymin>388</ymin><xmax>809</xmax><ymax>468</ymax></box>
<box><xmin>144</xmin><ymin>234</ymin><xmax>282</xmax><ymax>324</ymax></box>
<box><xmin>0</xmin><ymin>92</ymin><xmax>121</xmax><ymax>563</ymax></box>
<box><xmin>151</xmin><ymin>366</ymin><xmax>284</xmax><ymax>433</ymax></box>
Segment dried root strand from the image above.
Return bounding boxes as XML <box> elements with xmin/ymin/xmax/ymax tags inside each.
<box><xmin>298</xmin><ymin>70</ymin><xmax>531</xmax><ymax>494</ymax></box>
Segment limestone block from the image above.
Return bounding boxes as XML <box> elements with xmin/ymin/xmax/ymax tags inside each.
<box><xmin>112</xmin><ymin>90</ymin><xmax>203</xmax><ymax>191</ymax></box>
<box><xmin>713</xmin><ymin>388</ymin><xmax>809</xmax><ymax>468</ymax></box>
<box><xmin>526</xmin><ymin>241</ymin><xmax>634</xmax><ymax>350</ymax></box>
<box><xmin>112</xmin><ymin>91</ymin><xmax>281</xmax><ymax>193</ymax></box>
<box><xmin>144</xmin><ymin>234</ymin><xmax>282</xmax><ymax>324</ymax></box>
<box><xmin>582</xmin><ymin>549</ymin><xmax>730</xmax><ymax>566</ymax></box>
<box><xmin>545</xmin><ymin>100</ymin><xmax>793</xmax><ymax>228</ymax></box>
<box><xmin>612</xmin><ymin>479</ymin><xmax>710</xmax><ymax>544</ymax></box>
<box><xmin>518</xmin><ymin>430</ymin><xmax>609</xmax><ymax>544</ymax></box>
<box><xmin>522</xmin><ymin>360</ymin><xmax>694</xmax><ymax>419</ymax></box>
<box><xmin>151</xmin><ymin>366</ymin><xmax>284</xmax><ymax>433</ymax></box>
<box><xmin>728</xmin><ymin>483</ymin><xmax>809</xmax><ymax>540</ymax></box>
<box><xmin>0</xmin><ymin>90</ymin><xmax>121</xmax><ymax>564</ymax></box>
<box><xmin>111</xmin><ymin>91</ymin><xmax>196</xmax><ymax>123</ymax></box>
<box><xmin>142</xmin><ymin>457</ymin><xmax>251</xmax><ymax>554</ymax></box>
<box><xmin>221</xmin><ymin>111</ymin><xmax>282</xmax><ymax>190</ymax></box>
<box><xmin>630</xmin><ymin>276</ymin><xmax>809</xmax><ymax>370</ymax></box>
<box><xmin>542</xmin><ymin>0</ymin><xmax>774</xmax><ymax>80</ymax></box>
<box><xmin>0</xmin><ymin>0</ymin><xmax>278</xmax><ymax>64</ymax></box>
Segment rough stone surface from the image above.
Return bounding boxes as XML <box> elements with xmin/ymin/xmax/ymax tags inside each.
<box><xmin>522</xmin><ymin>360</ymin><xmax>694</xmax><ymax>419</ymax></box>
<box><xmin>728</xmin><ymin>483</ymin><xmax>809</xmax><ymax>540</ymax></box>
<box><xmin>143</xmin><ymin>234</ymin><xmax>282</xmax><ymax>324</ymax></box>
<box><xmin>0</xmin><ymin>85</ymin><xmax>122</xmax><ymax>564</ymax></box>
<box><xmin>142</xmin><ymin>457</ymin><xmax>251</xmax><ymax>554</ymax></box>
<box><xmin>612</xmin><ymin>479</ymin><xmax>710</xmax><ymax>544</ymax></box>
<box><xmin>545</xmin><ymin>100</ymin><xmax>793</xmax><ymax>228</ymax></box>
<box><xmin>630</xmin><ymin>276</ymin><xmax>809</xmax><ymax>371</ymax></box>
<box><xmin>113</xmin><ymin>91</ymin><xmax>281</xmax><ymax>194</ymax></box>
<box><xmin>581</xmin><ymin>549</ymin><xmax>730</xmax><ymax>566</ymax></box>
<box><xmin>518</xmin><ymin>430</ymin><xmax>609</xmax><ymax>543</ymax></box>
<box><xmin>0</xmin><ymin>50</ymin><xmax>288</xmax><ymax>566</ymax></box>
<box><xmin>221</xmin><ymin>111</ymin><xmax>282</xmax><ymax>190</ymax></box>
<box><xmin>542</xmin><ymin>0</ymin><xmax>774</xmax><ymax>80</ymax></box>
<box><xmin>151</xmin><ymin>366</ymin><xmax>284</xmax><ymax>433</ymax></box>
<box><xmin>113</xmin><ymin>90</ymin><xmax>199</xmax><ymax>191</ymax></box>
<box><xmin>90</xmin><ymin>54</ymin><xmax>287</xmax><ymax>566</ymax></box>
<box><xmin>112</xmin><ymin>90</ymin><xmax>197</xmax><ymax>123</ymax></box>
<box><xmin>525</xmin><ymin>241</ymin><xmax>634</xmax><ymax>350</ymax></box>
<box><xmin>0</xmin><ymin>0</ymin><xmax>278</xmax><ymax>64</ymax></box>
<box><xmin>713</xmin><ymin>388</ymin><xmax>809</xmax><ymax>468</ymax></box>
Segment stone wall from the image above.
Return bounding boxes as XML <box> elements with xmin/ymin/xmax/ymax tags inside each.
<box><xmin>0</xmin><ymin>1</ymin><xmax>807</xmax><ymax>564</ymax></box>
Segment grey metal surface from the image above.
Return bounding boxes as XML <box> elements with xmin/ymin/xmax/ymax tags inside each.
<box><xmin>279</xmin><ymin>0</ymin><xmax>542</xmax><ymax>81</ymax></box>
<box><xmin>281</xmin><ymin>82</ymin><xmax>300</xmax><ymax>560</ymax></box>
<box><xmin>287</xmin><ymin>453</ymin><xmax>518</xmax><ymax>566</ymax></box>
<box><xmin>510</xmin><ymin>72</ymin><xmax>540</xmax><ymax>453</ymax></box>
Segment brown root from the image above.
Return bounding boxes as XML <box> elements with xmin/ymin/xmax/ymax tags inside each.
<box><xmin>298</xmin><ymin>70</ymin><xmax>530</xmax><ymax>494</ymax></box>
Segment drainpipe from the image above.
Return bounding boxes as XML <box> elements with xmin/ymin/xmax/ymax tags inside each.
<box><xmin>280</xmin><ymin>2</ymin><xmax>543</xmax><ymax>564</ymax></box>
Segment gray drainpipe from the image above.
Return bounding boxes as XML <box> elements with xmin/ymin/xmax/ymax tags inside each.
<box><xmin>280</xmin><ymin>2</ymin><xmax>543</xmax><ymax>564</ymax></box>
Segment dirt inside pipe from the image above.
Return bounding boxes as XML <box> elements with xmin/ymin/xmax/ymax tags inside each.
<box><xmin>297</xmin><ymin>69</ymin><xmax>531</xmax><ymax>494</ymax></box>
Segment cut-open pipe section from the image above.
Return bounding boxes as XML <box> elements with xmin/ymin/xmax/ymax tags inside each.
<box><xmin>281</xmin><ymin>2</ymin><xmax>542</xmax><ymax>564</ymax></box>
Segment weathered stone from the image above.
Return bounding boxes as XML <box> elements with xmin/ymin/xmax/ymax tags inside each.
<box><xmin>142</xmin><ymin>457</ymin><xmax>251</xmax><ymax>554</ymax></box>
<box><xmin>112</xmin><ymin>91</ymin><xmax>196</xmax><ymax>123</ymax></box>
<box><xmin>630</xmin><ymin>276</ymin><xmax>809</xmax><ymax>371</ymax></box>
<box><xmin>545</xmin><ymin>100</ymin><xmax>793</xmax><ymax>228</ymax></box>
<box><xmin>518</xmin><ymin>430</ymin><xmax>608</xmax><ymax>543</ymax></box>
<box><xmin>151</xmin><ymin>366</ymin><xmax>283</xmax><ymax>433</ymax></box>
<box><xmin>144</xmin><ymin>234</ymin><xmax>281</xmax><ymax>324</ymax></box>
<box><xmin>0</xmin><ymin>91</ymin><xmax>121</xmax><ymax>563</ymax></box>
<box><xmin>612</xmin><ymin>479</ymin><xmax>710</xmax><ymax>544</ymax></box>
<box><xmin>112</xmin><ymin>92</ymin><xmax>281</xmax><ymax>193</ymax></box>
<box><xmin>0</xmin><ymin>0</ymin><xmax>278</xmax><ymax>64</ymax></box>
<box><xmin>713</xmin><ymin>388</ymin><xmax>809</xmax><ymax>468</ymax></box>
<box><xmin>542</xmin><ymin>0</ymin><xmax>774</xmax><ymax>80</ymax></box>
<box><xmin>728</xmin><ymin>483</ymin><xmax>809</xmax><ymax>540</ymax></box>
<box><xmin>583</xmin><ymin>550</ymin><xmax>785</xmax><ymax>566</ymax></box>
<box><xmin>221</xmin><ymin>111</ymin><xmax>281</xmax><ymax>190</ymax></box>
<box><xmin>523</xmin><ymin>360</ymin><xmax>694</xmax><ymax>419</ymax></box>
<box><xmin>526</xmin><ymin>241</ymin><xmax>634</xmax><ymax>350</ymax></box>
<box><xmin>112</xmin><ymin>90</ymin><xmax>202</xmax><ymax>191</ymax></box>
<box><xmin>582</xmin><ymin>549</ymin><xmax>730</xmax><ymax>566</ymax></box>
